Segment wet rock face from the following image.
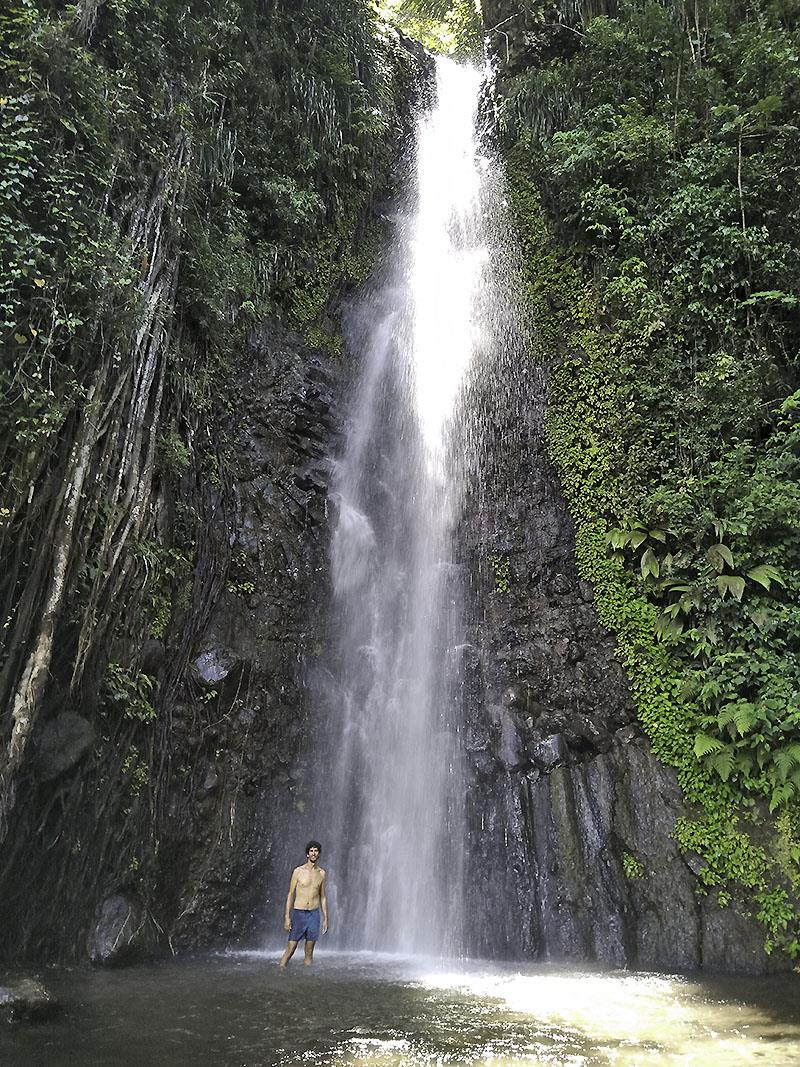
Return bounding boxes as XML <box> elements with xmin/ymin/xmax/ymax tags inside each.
<box><xmin>35</xmin><ymin>712</ymin><xmax>94</xmax><ymax>782</ymax></box>
<box><xmin>460</xmin><ymin>374</ymin><xmax>779</xmax><ymax>973</ymax></box>
<box><xmin>86</xmin><ymin>894</ymin><xmax>158</xmax><ymax>966</ymax></box>
<box><xmin>156</xmin><ymin>323</ymin><xmax>339</xmax><ymax>948</ymax></box>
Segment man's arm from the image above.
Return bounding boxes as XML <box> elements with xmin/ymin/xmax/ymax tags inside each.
<box><xmin>284</xmin><ymin>869</ymin><xmax>298</xmax><ymax>932</ymax></box>
<box><xmin>320</xmin><ymin>871</ymin><xmax>329</xmax><ymax>934</ymax></box>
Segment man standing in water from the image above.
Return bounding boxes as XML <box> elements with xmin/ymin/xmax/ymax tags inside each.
<box><xmin>278</xmin><ymin>840</ymin><xmax>329</xmax><ymax>967</ymax></box>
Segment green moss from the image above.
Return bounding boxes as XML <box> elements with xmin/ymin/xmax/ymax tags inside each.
<box><xmin>623</xmin><ymin>852</ymin><xmax>644</xmax><ymax>880</ymax></box>
<box><xmin>288</xmin><ymin>209</ymin><xmax>387</xmax><ymax>356</ymax></box>
<box><xmin>488</xmin><ymin>552</ymin><xmax>511</xmax><ymax>595</ymax></box>
<box><xmin>502</xmin><ymin>144</ymin><xmax>800</xmax><ymax>957</ymax></box>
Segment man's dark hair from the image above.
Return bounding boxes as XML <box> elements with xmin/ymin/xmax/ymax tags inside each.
<box><xmin>305</xmin><ymin>840</ymin><xmax>322</xmax><ymax>855</ymax></box>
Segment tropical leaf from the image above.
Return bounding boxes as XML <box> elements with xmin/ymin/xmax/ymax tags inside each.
<box><xmin>641</xmin><ymin>547</ymin><xmax>659</xmax><ymax>578</ymax></box>
<box><xmin>748</xmin><ymin>606</ymin><xmax>771</xmax><ymax>630</ymax></box>
<box><xmin>707</xmin><ymin>543</ymin><xmax>734</xmax><ymax>572</ymax></box>
<box><xmin>708</xmin><ymin>746</ymin><xmax>735</xmax><ymax>781</ymax></box>
<box><xmin>769</xmin><ymin>782</ymin><xmax>795</xmax><ymax>813</ymax></box>
<box><xmin>746</xmin><ymin>564</ymin><xmax>785</xmax><ymax>590</ymax></box>
<box><xmin>772</xmin><ymin>744</ymin><xmax>800</xmax><ymax>782</ymax></box>
<box><xmin>719</xmin><ymin>701</ymin><xmax>758</xmax><ymax>737</ymax></box>
<box><xmin>716</xmin><ymin>574</ymin><xmax>745</xmax><ymax>601</ymax></box>
<box><xmin>699</xmin><ymin>679</ymin><xmax>722</xmax><ymax>706</ymax></box>
<box><xmin>694</xmin><ymin>733</ymin><xmax>725</xmax><ymax>757</ymax></box>
<box><xmin>654</xmin><ymin>615</ymin><xmax>683</xmax><ymax>641</ymax></box>
<box><xmin>735</xmin><ymin>753</ymin><xmax>754</xmax><ymax>776</ymax></box>
<box><xmin>733</xmin><ymin>702</ymin><xmax>758</xmax><ymax>736</ymax></box>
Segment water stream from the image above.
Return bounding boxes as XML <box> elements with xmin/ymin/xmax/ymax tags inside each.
<box><xmin>313</xmin><ymin>58</ymin><xmax>495</xmax><ymax>955</ymax></box>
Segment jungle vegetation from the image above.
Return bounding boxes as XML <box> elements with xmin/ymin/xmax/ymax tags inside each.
<box><xmin>498</xmin><ymin>0</ymin><xmax>800</xmax><ymax>952</ymax></box>
<box><xmin>2</xmin><ymin>0</ymin><xmax>798</xmax><ymax>962</ymax></box>
<box><xmin>376</xmin><ymin>0</ymin><xmax>483</xmax><ymax>56</ymax></box>
<box><xmin>0</xmin><ymin>0</ymin><xmax>418</xmax><ymax>954</ymax></box>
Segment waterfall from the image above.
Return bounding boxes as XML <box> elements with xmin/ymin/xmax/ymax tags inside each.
<box><xmin>314</xmin><ymin>58</ymin><xmax>492</xmax><ymax>957</ymax></box>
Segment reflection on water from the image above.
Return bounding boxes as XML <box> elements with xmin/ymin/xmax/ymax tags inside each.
<box><xmin>2</xmin><ymin>951</ymin><xmax>799</xmax><ymax>1066</ymax></box>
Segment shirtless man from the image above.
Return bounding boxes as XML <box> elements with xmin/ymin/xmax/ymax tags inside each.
<box><xmin>278</xmin><ymin>840</ymin><xmax>329</xmax><ymax>967</ymax></box>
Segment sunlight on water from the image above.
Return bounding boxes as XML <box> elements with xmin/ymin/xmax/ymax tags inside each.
<box><xmin>2</xmin><ymin>954</ymin><xmax>798</xmax><ymax>1067</ymax></box>
<box><xmin>419</xmin><ymin>967</ymin><xmax>800</xmax><ymax>1066</ymax></box>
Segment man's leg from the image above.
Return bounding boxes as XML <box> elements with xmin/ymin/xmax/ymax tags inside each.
<box><xmin>303</xmin><ymin>940</ymin><xmax>316</xmax><ymax>965</ymax></box>
<box><xmin>279</xmin><ymin>940</ymin><xmax>299</xmax><ymax>967</ymax></box>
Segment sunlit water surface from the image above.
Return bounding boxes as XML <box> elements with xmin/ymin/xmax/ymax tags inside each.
<box><xmin>3</xmin><ymin>951</ymin><xmax>799</xmax><ymax>1066</ymax></box>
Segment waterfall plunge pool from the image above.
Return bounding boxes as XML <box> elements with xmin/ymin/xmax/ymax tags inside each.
<box><xmin>3</xmin><ymin>951</ymin><xmax>799</xmax><ymax>1065</ymax></box>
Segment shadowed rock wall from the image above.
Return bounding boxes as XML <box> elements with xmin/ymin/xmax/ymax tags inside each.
<box><xmin>0</xmin><ymin>15</ymin><xmax>431</xmax><ymax>965</ymax></box>
<box><xmin>461</xmin><ymin>365</ymin><xmax>777</xmax><ymax>973</ymax></box>
<box><xmin>0</xmin><ymin>321</ymin><xmax>340</xmax><ymax>961</ymax></box>
<box><xmin>157</xmin><ymin>323</ymin><xmax>340</xmax><ymax>949</ymax></box>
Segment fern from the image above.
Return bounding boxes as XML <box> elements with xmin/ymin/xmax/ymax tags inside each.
<box><xmin>694</xmin><ymin>733</ymin><xmax>725</xmax><ymax>757</ymax></box>
<box><xmin>772</xmin><ymin>745</ymin><xmax>800</xmax><ymax>783</ymax></box>
<box><xmin>770</xmin><ymin>782</ymin><xmax>796</xmax><ymax>813</ymax></box>
<box><xmin>708</xmin><ymin>746</ymin><xmax>736</xmax><ymax>782</ymax></box>
<box><xmin>718</xmin><ymin>701</ymin><xmax>758</xmax><ymax>738</ymax></box>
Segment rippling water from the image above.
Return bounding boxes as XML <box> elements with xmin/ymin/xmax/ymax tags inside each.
<box><xmin>3</xmin><ymin>952</ymin><xmax>799</xmax><ymax>1066</ymax></box>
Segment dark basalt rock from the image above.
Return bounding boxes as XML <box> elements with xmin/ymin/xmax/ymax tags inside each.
<box><xmin>36</xmin><ymin>712</ymin><xmax>94</xmax><ymax>782</ymax></box>
<box><xmin>153</xmin><ymin>322</ymin><xmax>343</xmax><ymax>952</ymax></box>
<box><xmin>190</xmin><ymin>647</ymin><xmax>242</xmax><ymax>688</ymax></box>
<box><xmin>0</xmin><ymin>35</ymin><xmax>434</xmax><ymax>968</ymax></box>
<box><xmin>86</xmin><ymin>894</ymin><xmax>159</xmax><ymax>966</ymax></box>
<box><xmin>0</xmin><ymin>977</ymin><xmax>58</xmax><ymax>1023</ymax></box>
<box><xmin>460</xmin><ymin>358</ymin><xmax>786</xmax><ymax>974</ymax></box>
<box><xmin>140</xmin><ymin>639</ymin><xmax>166</xmax><ymax>675</ymax></box>
<box><xmin>532</xmin><ymin>733</ymin><xmax>567</xmax><ymax>771</ymax></box>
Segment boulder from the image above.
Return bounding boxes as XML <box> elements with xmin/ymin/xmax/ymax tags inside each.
<box><xmin>36</xmin><ymin>712</ymin><xmax>94</xmax><ymax>781</ymax></box>
<box><xmin>0</xmin><ymin>977</ymin><xmax>58</xmax><ymax>1022</ymax></box>
<box><xmin>190</xmin><ymin>646</ymin><xmax>241</xmax><ymax>688</ymax></box>
<box><xmin>532</xmin><ymin>733</ymin><xmax>567</xmax><ymax>770</ymax></box>
<box><xmin>86</xmin><ymin>894</ymin><xmax>157</xmax><ymax>966</ymax></box>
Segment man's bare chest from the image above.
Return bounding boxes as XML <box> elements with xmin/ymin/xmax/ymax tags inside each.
<box><xmin>297</xmin><ymin>869</ymin><xmax>322</xmax><ymax>891</ymax></box>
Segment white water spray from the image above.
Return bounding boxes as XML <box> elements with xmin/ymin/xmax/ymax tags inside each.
<box><xmin>316</xmin><ymin>58</ymin><xmax>493</xmax><ymax>956</ymax></box>
<box><xmin>410</xmin><ymin>62</ymin><xmax>486</xmax><ymax>461</ymax></box>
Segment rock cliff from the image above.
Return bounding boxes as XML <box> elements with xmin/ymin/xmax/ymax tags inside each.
<box><xmin>461</xmin><ymin>362</ymin><xmax>782</xmax><ymax>972</ymax></box>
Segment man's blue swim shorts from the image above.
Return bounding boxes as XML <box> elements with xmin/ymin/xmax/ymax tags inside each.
<box><xmin>289</xmin><ymin>907</ymin><xmax>321</xmax><ymax>942</ymax></box>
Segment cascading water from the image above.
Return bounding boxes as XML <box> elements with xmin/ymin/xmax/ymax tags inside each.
<box><xmin>311</xmin><ymin>58</ymin><xmax>495</xmax><ymax>957</ymax></box>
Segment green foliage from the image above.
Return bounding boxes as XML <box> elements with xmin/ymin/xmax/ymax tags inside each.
<box><xmin>488</xmin><ymin>552</ymin><xmax>511</xmax><ymax>595</ymax></box>
<box><xmin>622</xmin><ymin>852</ymin><xmax>644</xmax><ymax>879</ymax></box>
<box><xmin>1</xmin><ymin>1</ymin><xmax>415</xmax><ymax>827</ymax></box>
<box><xmin>157</xmin><ymin>432</ymin><xmax>191</xmax><ymax>478</ymax></box>
<box><xmin>121</xmin><ymin>746</ymin><xmax>150</xmax><ymax>797</ymax></box>
<box><xmin>2</xmin><ymin>0</ymin><xmax>416</xmax><ymax>490</ymax></box>
<box><xmin>376</xmin><ymin>0</ymin><xmax>483</xmax><ymax>58</ymax></box>
<box><xmin>502</xmin><ymin>99</ymin><xmax>800</xmax><ymax>954</ymax></box>
<box><xmin>104</xmin><ymin>664</ymin><xmax>156</xmax><ymax>723</ymax></box>
<box><xmin>134</xmin><ymin>540</ymin><xmax>192</xmax><ymax>643</ymax></box>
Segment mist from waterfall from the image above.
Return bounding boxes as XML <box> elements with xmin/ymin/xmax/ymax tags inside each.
<box><xmin>313</xmin><ymin>58</ymin><xmax>499</xmax><ymax>956</ymax></box>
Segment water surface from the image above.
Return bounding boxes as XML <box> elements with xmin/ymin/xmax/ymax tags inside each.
<box><xmin>4</xmin><ymin>951</ymin><xmax>799</xmax><ymax>1066</ymax></box>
